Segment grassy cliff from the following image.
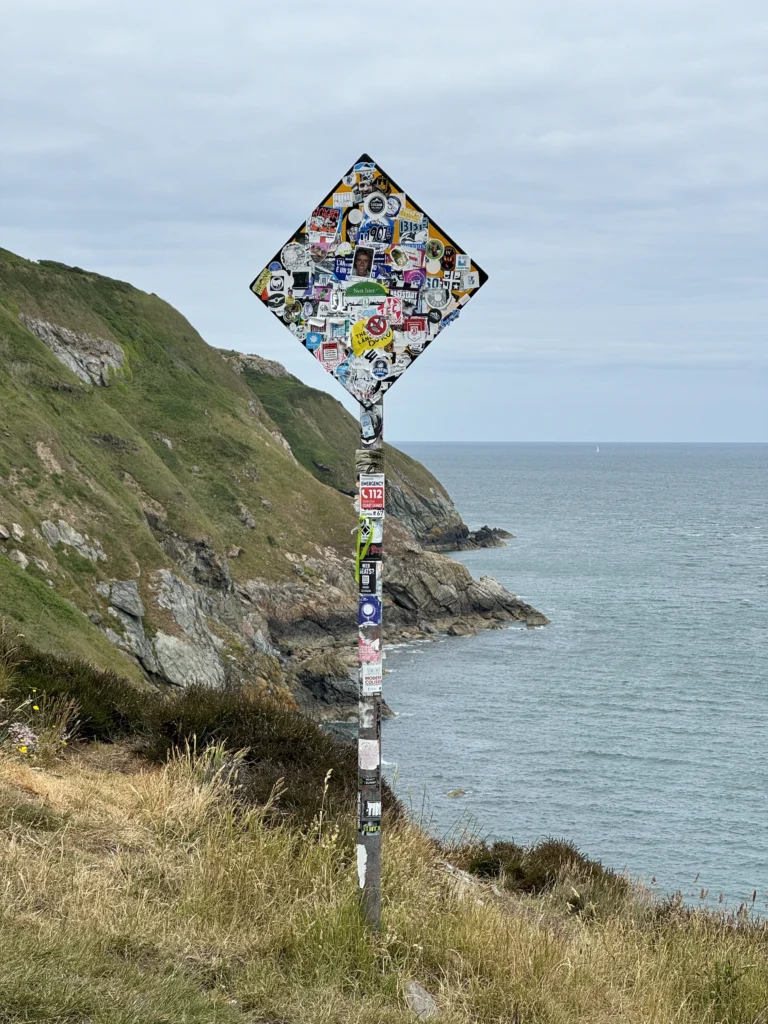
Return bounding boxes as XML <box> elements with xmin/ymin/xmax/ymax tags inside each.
<box><xmin>0</xmin><ymin>248</ymin><xmax>458</xmax><ymax>672</ymax></box>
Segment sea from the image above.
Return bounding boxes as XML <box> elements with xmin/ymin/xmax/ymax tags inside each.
<box><xmin>383</xmin><ymin>443</ymin><xmax>768</xmax><ymax>909</ymax></box>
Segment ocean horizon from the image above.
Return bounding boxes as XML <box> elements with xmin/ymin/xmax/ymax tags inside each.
<box><xmin>384</xmin><ymin>441</ymin><xmax>768</xmax><ymax>909</ymax></box>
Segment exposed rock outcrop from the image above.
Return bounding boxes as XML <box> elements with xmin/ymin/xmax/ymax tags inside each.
<box><xmin>41</xmin><ymin>519</ymin><xmax>107</xmax><ymax>563</ymax></box>
<box><xmin>19</xmin><ymin>315</ymin><xmax>124</xmax><ymax>386</ymax></box>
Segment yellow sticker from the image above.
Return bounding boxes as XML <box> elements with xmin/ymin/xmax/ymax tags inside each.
<box><xmin>351</xmin><ymin>318</ymin><xmax>392</xmax><ymax>356</ymax></box>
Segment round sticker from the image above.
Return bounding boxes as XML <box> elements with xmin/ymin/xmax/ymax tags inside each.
<box><xmin>425</xmin><ymin>259</ymin><xmax>442</xmax><ymax>276</ymax></box>
<box><xmin>425</xmin><ymin>288</ymin><xmax>450</xmax><ymax>310</ymax></box>
<box><xmin>372</xmin><ymin>356</ymin><xmax>390</xmax><ymax>379</ymax></box>
<box><xmin>364</xmin><ymin>192</ymin><xmax>388</xmax><ymax>220</ymax></box>
<box><xmin>386</xmin><ymin>195</ymin><xmax>402</xmax><ymax>218</ymax></box>
<box><xmin>348</xmin><ymin>208</ymin><xmax>363</xmax><ymax>225</ymax></box>
<box><xmin>266</xmin><ymin>294</ymin><xmax>285</xmax><ymax>311</ymax></box>
<box><xmin>427</xmin><ymin>308</ymin><xmax>443</xmax><ymax>324</ymax></box>
<box><xmin>342</xmin><ymin>172</ymin><xmax>357</xmax><ymax>186</ymax></box>
<box><xmin>269</xmin><ymin>261</ymin><xmax>282</xmax><ymax>272</ymax></box>
<box><xmin>366</xmin><ymin>314</ymin><xmax>388</xmax><ymax>338</ymax></box>
<box><xmin>281</xmin><ymin>243</ymin><xmax>306</xmax><ymax>271</ymax></box>
<box><xmin>425</xmin><ymin>238</ymin><xmax>445</xmax><ymax>261</ymax></box>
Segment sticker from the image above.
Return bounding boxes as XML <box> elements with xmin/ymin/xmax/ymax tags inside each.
<box><xmin>319</xmin><ymin>340</ymin><xmax>345</xmax><ymax>369</ymax></box>
<box><xmin>359</xmin><ymin>703</ymin><xmax>376</xmax><ymax>730</ymax></box>
<box><xmin>351</xmin><ymin>318</ymin><xmax>392</xmax><ymax>356</ymax></box>
<box><xmin>456</xmin><ymin>253</ymin><xmax>471</xmax><ymax>270</ymax></box>
<box><xmin>348</xmin><ymin>207</ymin><xmax>363</xmax><ymax>225</ymax></box>
<box><xmin>425</xmin><ymin>287</ymin><xmax>450</xmax><ymax>310</ymax></box>
<box><xmin>358</xmin><ymin>217</ymin><xmax>394</xmax><ymax>250</ymax></box>
<box><xmin>364</xmin><ymin>191</ymin><xmax>389</xmax><ymax>220</ymax></box>
<box><xmin>461</xmin><ymin>271</ymin><xmax>480</xmax><ymax>290</ymax></box>
<box><xmin>425</xmin><ymin>238</ymin><xmax>445</xmax><ymax>261</ymax></box>
<box><xmin>281</xmin><ymin>243</ymin><xmax>308</xmax><ymax>271</ymax></box>
<box><xmin>425</xmin><ymin>258</ymin><xmax>442</xmax><ymax>276</ymax></box>
<box><xmin>268</xmin><ymin>261</ymin><xmax>282</xmax><ymax>272</ymax></box>
<box><xmin>266</xmin><ymin>294</ymin><xmax>285</xmax><ymax>311</ymax></box>
<box><xmin>403</xmin><ymin>268</ymin><xmax>426</xmax><ymax>288</ymax></box>
<box><xmin>366</xmin><ymin>314</ymin><xmax>388</xmax><ymax>338</ymax></box>
<box><xmin>371</xmin><ymin>357</ymin><xmax>389</xmax><ymax>379</ymax></box>
<box><xmin>360</xmin><ymin>473</ymin><xmax>385</xmax><ymax>514</ymax></box>
<box><xmin>310</xmin><ymin>241</ymin><xmax>330</xmax><ymax>263</ymax></box>
<box><xmin>352</xmin><ymin>246</ymin><xmax>375</xmax><ymax>279</ymax></box>
<box><xmin>404</xmin><ymin>315</ymin><xmax>428</xmax><ymax>347</ymax></box>
<box><xmin>438</xmin><ymin>308</ymin><xmax>461</xmax><ymax>332</ymax></box>
<box><xmin>292</xmin><ymin>270</ymin><xmax>312</xmax><ymax>292</ymax></box>
<box><xmin>346</xmin><ymin>279</ymin><xmax>388</xmax><ymax>298</ymax></box>
<box><xmin>358</xmin><ymin>738</ymin><xmax>380</xmax><ymax>769</ymax></box>
<box><xmin>377</xmin><ymin>296</ymin><xmax>403</xmax><ymax>324</ymax></box>
<box><xmin>359</xmin><ymin>635</ymin><xmax>381</xmax><ymax>662</ymax></box>
<box><xmin>427</xmin><ymin>308</ymin><xmax>443</xmax><ymax>324</ymax></box>
<box><xmin>328</xmin><ymin>317</ymin><xmax>349</xmax><ymax>339</ymax></box>
<box><xmin>364</xmin><ymin>800</ymin><xmax>382</xmax><ymax>819</ymax></box>
<box><xmin>386</xmin><ymin>195</ymin><xmax>402</xmax><ymax>218</ymax></box>
<box><xmin>333</xmin><ymin>191</ymin><xmax>355</xmax><ymax>208</ymax></box>
<box><xmin>252</xmin><ymin>267</ymin><xmax>271</xmax><ymax>296</ymax></box>
<box><xmin>305</xmin><ymin>331</ymin><xmax>323</xmax><ymax>351</ymax></box>
<box><xmin>359</xmin><ymin>558</ymin><xmax>381</xmax><ymax>596</ymax></box>
<box><xmin>347</xmin><ymin>364</ymin><xmax>380</xmax><ymax>402</ymax></box>
<box><xmin>333</xmin><ymin>357</ymin><xmax>352</xmax><ymax>384</ymax></box>
<box><xmin>359</xmin><ymin>595</ymin><xmax>382</xmax><ymax>626</ymax></box>
<box><xmin>361</xmin><ymin>661</ymin><xmax>383</xmax><ymax>695</ymax></box>
<box><xmin>309</xmin><ymin>205</ymin><xmax>341</xmax><ymax>237</ymax></box>
<box><xmin>360</xmin><ymin>406</ymin><xmax>383</xmax><ymax>445</ymax></box>
<box><xmin>268</xmin><ymin>272</ymin><xmax>288</xmax><ymax>294</ymax></box>
<box><xmin>441</xmin><ymin>245</ymin><xmax>457</xmax><ymax>271</ymax></box>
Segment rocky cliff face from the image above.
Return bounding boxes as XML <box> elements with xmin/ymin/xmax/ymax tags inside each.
<box><xmin>0</xmin><ymin>249</ymin><xmax>547</xmax><ymax>722</ymax></box>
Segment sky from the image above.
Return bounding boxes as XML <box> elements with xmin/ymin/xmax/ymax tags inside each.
<box><xmin>1</xmin><ymin>0</ymin><xmax>766</xmax><ymax>442</ymax></box>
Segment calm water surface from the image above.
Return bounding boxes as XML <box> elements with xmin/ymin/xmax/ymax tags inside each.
<box><xmin>384</xmin><ymin>443</ymin><xmax>768</xmax><ymax>907</ymax></box>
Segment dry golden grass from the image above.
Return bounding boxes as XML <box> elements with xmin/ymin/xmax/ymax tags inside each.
<box><xmin>1</xmin><ymin>745</ymin><xmax>767</xmax><ymax>1024</ymax></box>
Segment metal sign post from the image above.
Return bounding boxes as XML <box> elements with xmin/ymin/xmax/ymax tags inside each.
<box><xmin>250</xmin><ymin>154</ymin><xmax>487</xmax><ymax>930</ymax></box>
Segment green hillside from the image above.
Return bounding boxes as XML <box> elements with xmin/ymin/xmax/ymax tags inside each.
<box><xmin>0</xmin><ymin>248</ymin><xmax>465</xmax><ymax>676</ymax></box>
<box><xmin>228</xmin><ymin>357</ymin><xmax>451</xmax><ymax>501</ymax></box>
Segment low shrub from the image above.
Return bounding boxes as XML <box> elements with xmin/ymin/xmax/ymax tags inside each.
<box><xmin>457</xmin><ymin>836</ymin><xmax>631</xmax><ymax>911</ymax></box>
<box><xmin>1</xmin><ymin>638</ymin><xmax>149</xmax><ymax>742</ymax></box>
<box><xmin>142</xmin><ymin>684</ymin><xmax>401</xmax><ymax>825</ymax></box>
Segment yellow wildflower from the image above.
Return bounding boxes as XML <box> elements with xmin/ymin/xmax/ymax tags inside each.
<box><xmin>18</xmin><ymin>745</ymin><xmax>27</xmax><ymax>754</ymax></box>
<box><xmin>32</xmin><ymin>705</ymin><xmax>39</xmax><ymax>711</ymax></box>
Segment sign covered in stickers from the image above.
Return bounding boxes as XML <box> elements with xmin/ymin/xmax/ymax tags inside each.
<box><xmin>250</xmin><ymin>153</ymin><xmax>487</xmax><ymax>409</ymax></box>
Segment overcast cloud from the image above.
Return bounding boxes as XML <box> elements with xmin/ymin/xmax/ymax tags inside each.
<box><xmin>1</xmin><ymin>0</ymin><xmax>766</xmax><ymax>440</ymax></box>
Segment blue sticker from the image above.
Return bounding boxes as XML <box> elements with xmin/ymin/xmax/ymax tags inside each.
<box><xmin>306</xmin><ymin>331</ymin><xmax>323</xmax><ymax>351</ymax></box>
<box><xmin>437</xmin><ymin>309</ymin><xmax>461</xmax><ymax>334</ymax></box>
<box><xmin>372</xmin><ymin>357</ymin><xmax>389</xmax><ymax>380</ymax></box>
<box><xmin>269</xmin><ymin>261</ymin><xmax>282</xmax><ymax>272</ymax></box>
<box><xmin>358</xmin><ymin>595</ymin><xmax>382</xmax><ymax>626</ymax></box>
<box><xmin>358</xmin><ymin>217</ymin><xmax>394</xmax><ymax>250</ymax></box>
<box><xmin>334</xmin><ymin>256</ymin><xmax>353</xmax><ymax>280</ymax></box>
<box><xmin>333</xmin><ymin>357</ymin><xmax>352</xmax><ymax>384</ymax></box>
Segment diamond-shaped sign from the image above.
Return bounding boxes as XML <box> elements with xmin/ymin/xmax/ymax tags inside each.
<box><xmin>250</xmin><ymin>153</ymin><xmax>487</xmax><ymax>408</ymax></box>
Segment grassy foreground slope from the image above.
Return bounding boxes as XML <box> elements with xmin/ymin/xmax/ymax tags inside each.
<box><xmin>2</xmin><ymin>742</ymin><xmax>767</xmax><ymax>1024</ymax></box>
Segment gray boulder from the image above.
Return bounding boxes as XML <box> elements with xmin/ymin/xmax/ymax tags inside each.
<box><xmin>109</xmin><ymin>580</ymin><xmax>144</xmax><ymax>619</ymax></box>
<box><xmin>153</xmin><ymin>633</ymin><xmax>226</xmax><ymax>688</ymax></box>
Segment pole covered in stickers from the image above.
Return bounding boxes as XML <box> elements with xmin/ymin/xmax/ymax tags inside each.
<box><xmin>355</xmin><ymin>397</ymin><xmax>385</xmax><ymax>926</ymax></box>
<box><xmin>250</xmin><ymin>154</ymin><xmax>487</xmax><ymax>930</ymax></box>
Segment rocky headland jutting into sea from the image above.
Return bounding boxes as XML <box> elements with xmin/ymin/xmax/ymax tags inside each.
<box><xmin>0</xmin><ymin>249</ymin><xmax>546</xmax><ymax>722</ymax></box>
